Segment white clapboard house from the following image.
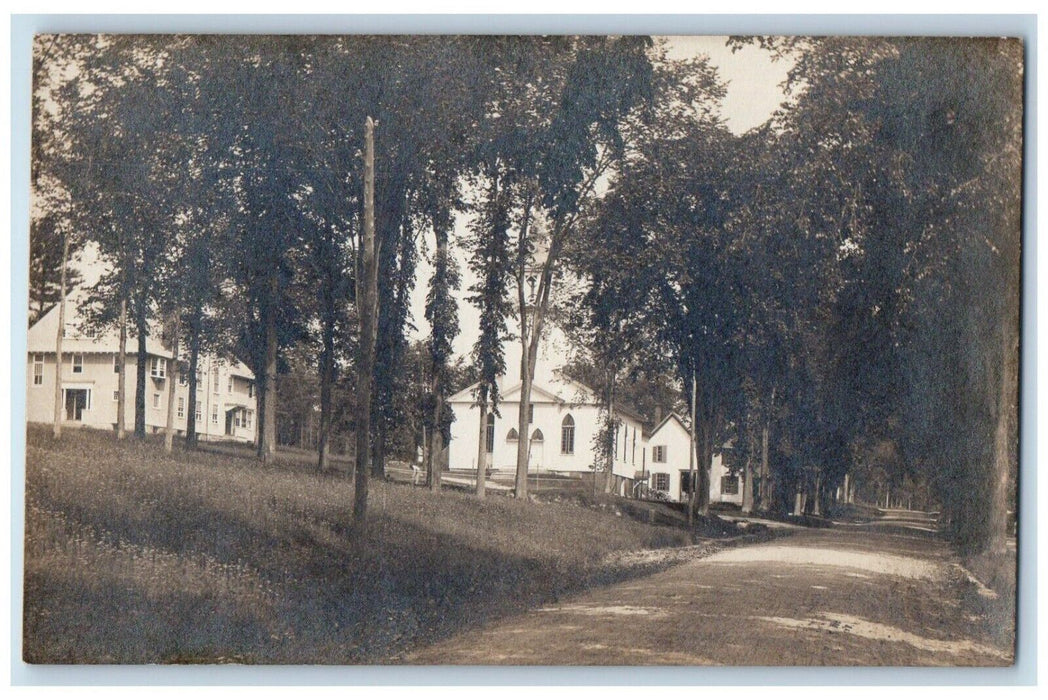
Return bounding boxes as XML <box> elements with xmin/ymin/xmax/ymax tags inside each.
<box><xmin>27</xmin><ymin>291</ymin><xmax>258</xmax><ymax>443</ymax></box>
<box><xmin>644</xmin><ymin>413</ymin><xmax>743</xmax><ymax>505</ymax></box>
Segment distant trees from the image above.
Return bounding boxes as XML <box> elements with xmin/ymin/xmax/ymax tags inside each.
<box><xmin>707</xmin><ymin>37</ymin><xmax>1018</xmax><ymax>551</ymax></box>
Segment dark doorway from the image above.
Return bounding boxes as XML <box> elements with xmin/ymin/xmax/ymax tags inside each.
<box><xmin>64</xmin><ymin>389</ymin><xmax>88</xmax><ymax>421</ymax></box>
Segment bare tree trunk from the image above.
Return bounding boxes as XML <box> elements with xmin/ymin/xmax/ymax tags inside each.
<box><xmin>757</xmin><ymin>386</ymin><xmax>775</xmax><ymax>511</ymax></box>
<box><xmin>52</xmin><ymin>230</ymin><xmax>70</xmax><ymax>438</ymax></box>
<box><xmin>429</xmin><ymin>425</ymin><xmax>443</xmax><ymax>493</ymax></box>
<box><xmin>812</xmin><ymin>473</ymin><xmax>823</xmax><ymax>516</ymax></box>
<box><xmin>134</xmin><ymin>306</ymin><xmax>148</xmax><ymax>438</ymax></box>
<box><xmin>475</xmin><ymin>399</ymin><xmax>488</xmax><ymax>497</ymax></box>
<box><xmin>353</xmin><ymin>116</ymin><xmax>379</xmax><ymax>527</ymax></box>
<box><xmin>429</xmin><ymin>391</ymin><xmax>444</xmax><ymax>492</ymax></box>
<box><xmin>697</xmin><ymin>423</ymin><xmax>713</xmax><ymax>517</ymax></box>
<box><xmin>513</xmin><ymin>189</ymin><xmax>533</xmax><ymax>501</ymax></box>
<box><xmin>688</xmin><ymin>370</ymin><xmax>698</xmax><ymax>526</ymax></box>
<box><xmin>115</xmin><ymin>297</ymin><xmax>128</xmax><ymax>440</ymax></box>
<box><xmin>163</xmin><ymin>312</ymin><xmax>181</xmax><ymax>452</ymax></box>
<box><xmin>186</xmin><ymin>315</ymin><xmax>200</xmax><ymax>449</ymax></box>
<box><xmin>604</xmin><ymin>377</ymin><xmax>616</xmax><ymax>495</ymax></box>
<box><xmin>371</xmin><ymin>423</ymin><xmax>385</xmax><ymax>479</ymax></box>
<box><xmin>317</xmin><ymin>311</ymin><xmax>334</xmax><ymax>472</ymax></box>
<box><xmin>741</xmin><ymin>431</ymin><xmax>754</xmax><ymax>514</ymax></box>
<box><xmin>514</xmin><ymin>363</ymin><xmax>533</xmax><ymax>499</ymax></box>
<box><xmin>260</xmin><ymin>274</ymin><xmax>278</xmax><ymax>463</ymax></box>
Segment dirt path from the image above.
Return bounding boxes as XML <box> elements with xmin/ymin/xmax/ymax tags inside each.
<box><xmin>405</xmin><ymin>519</ymin><xmax>1012</xmax><ymax>666</ymax></box>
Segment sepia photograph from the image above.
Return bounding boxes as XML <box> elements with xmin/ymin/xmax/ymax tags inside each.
<box><xmin>21</xmin><ymin>31</ymin><xmax>1022</xmax><ymax>667</ymax></box>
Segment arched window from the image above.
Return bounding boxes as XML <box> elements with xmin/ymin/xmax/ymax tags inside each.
<box><xmin>531</xmin><ymin>428</ymin><xmax>544</xmax><ymax>442</ymax></box>
<box><xmin>561</xmin><ymin>414</ymin><xmax>575</xmax><ymax>455</ymax></box>
<box><xmin>485</xmin><ymin>413</ymin><xmax>495</xmax><ymax>453</ymax></box>
<box><xmin>506</xmin><ymin>428</ymin><xmax>519</xmax><ymax>442</ymax></box>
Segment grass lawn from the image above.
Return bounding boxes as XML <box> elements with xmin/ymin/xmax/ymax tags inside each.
<box><xmin>22</xmin><ymin>425</ymin><xmax>695</xmax><ymax>664</ymax></box>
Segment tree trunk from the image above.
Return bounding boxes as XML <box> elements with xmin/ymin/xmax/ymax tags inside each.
<box><xmin>429</xmin><ymin>391</ymin><xmax>444</xmax><ymax>492</ymax></box>
<box><xmin>988</xmin><ymin>322</ymin><xmax>1018</xmax><ymax>554</ymax></box>
<box><xmin>371</xmin><ymin>423</ymin><xmax>386</xmax><ymax>479</ymax></box>
<box><xmin>353</xmin><ymin>116</ymin><xmax>379</xmax><ymax>527</ymax></box>
<box><xmin>514</xmin><ymin>346</ymin><xmax>533</xmax><ymax>500</ymax></box>
<box><xmin>259</xmin><ymin>275</ymin><xmax>278</xmax><ymax>463</ymax></box>
<box><xmin>116</xmin><ymin>297</ymin><xmax>127</xmax><ymax>440</ymax></box>
<box><xmin>757</xmin><ymin>386</ymin><xmax>775</xmax><ymax>512</ymax></box>
<box><xmin>812</xmin><ymin>473</ymin><xmax>823</xmax><ymax>516</ymax></box>
<box><xmin>697</xmin><ymin>424</ymin><xmax>713</xmax><ymax>518</ymax></box>
<box><xmin>688</xmin><ymin>370</ymin><xmax>698</xmax><ymax>526</ymax></box>
<box><xmin>741</xmin><ymin>434</ymin><xmax>754</xmax><ymax>514</ymax></box>
<box><xmin>134</xmin><ymin>305</ymin><xmax>148</xmax><ymax>439</ymax></box>
<box><xmin>317</xmin><ymin>310</ymin><xmax>334</xmax><ymax>472</ymax></box>
<box><xmin>429</xmin><ymin>424</ymin><xmax>443</xmax><ymax>493</ymax></box>
<box><xmin>475</xmin><ymin>399</ymin><xmax>488</xmax><ymax>497</ymax></box>
<box><xmin>163</xmin><ymin>312</ymin><xmax>181</xmax><ymax>452</ymax></box>
<box><xmin>186</xmin><ymin>315</ymin><xmax>200</xmax><ymax>449</ymax></box>
<box><xmin>52</xmin><ymin>229</ymin><xmax>70</xmax><ymax>439</ymax></box>
<box><xmin>604</xmin><ymin>378</ymin><xmax>616</xmax><ymax>495</ymax></box>
<box><xmin>255</xmin><ymin>358</ymin><xmax>267</xmax><ymax>457</ymax></box>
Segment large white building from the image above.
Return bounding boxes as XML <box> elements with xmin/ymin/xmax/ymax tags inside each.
<box><xmin>26</xmin><ymin>292</ymin><xmax>258</xmax><ymax>443</ymax></box>
<box><xmin>446</xmin><ymin>362</ymin><xmax>649</xmax><ymax>488</ymax></box>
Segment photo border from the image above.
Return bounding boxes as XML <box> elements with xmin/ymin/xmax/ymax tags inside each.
<box><xmin>8</xmin><ymin>12</ymin><xmax>1038</xmax><ymax>686</ymax></box>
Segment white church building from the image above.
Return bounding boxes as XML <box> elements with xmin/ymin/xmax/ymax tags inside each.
<box><xmin>446</xmin><ymin>352</ymin><xmax>648</xmax><ymax>489</ymax></box>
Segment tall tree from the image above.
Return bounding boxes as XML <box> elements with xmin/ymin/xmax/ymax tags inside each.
<box><xmin>466</xmin><ymin>169</ymin><xmax>515</xmax><ymax>498</ymax></box>
<box><xmin>508</xmin><ymin>36</ymin><xmax>658</xmax><ymax>499</ymax></box>
<box><xmin>354</xmin><ymin>116</ymin><xmax>379</xmax><ymax>526</ymax></box>
<box><xmin>423</xmin><ymin>200</ymin><xmax>461</xmax><ymax>492</ymax></box>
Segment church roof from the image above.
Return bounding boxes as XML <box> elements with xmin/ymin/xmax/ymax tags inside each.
<box><xmin>447</xmin><ymin>372</ymin><xmax>647</xmax><ymax>423</ymax></box>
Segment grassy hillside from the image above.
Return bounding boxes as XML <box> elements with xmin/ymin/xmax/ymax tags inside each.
<box><xmin>23</xmin><ymin>425</ymin><xmax>693</xmax><ymax>664</ymax></box>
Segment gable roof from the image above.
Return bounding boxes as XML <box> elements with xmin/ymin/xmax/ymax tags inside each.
<box><xmin>448</xmin><ymin>378</ymin><xmax>567</xmax><ymax>405</ymax></box>
<box><xmin>447</xmin><ymin>371</ymin><xmax>647</xmax><ymax>424</ymax></box>
<box><xmin>27</xmin><ymin>290</ymin><xmax>174</xmax><ymax>357</ymax></box>
<box><xmin>648</xmin><ymin>412</ymin><xmax>690</xmax><ymax>440</ymax></box>
<box><xmin>26</xmin><ymin>290</ymin><xmax>255</xmax><ymax>380</ymax></box>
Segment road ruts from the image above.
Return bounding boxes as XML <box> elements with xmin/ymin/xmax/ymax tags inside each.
<box><xmin>404</xmin><ymin>518</ymin><xmax>1012</xmax><ymax>666</ymax></box>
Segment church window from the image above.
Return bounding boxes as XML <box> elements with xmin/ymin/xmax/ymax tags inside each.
<box><xmin>560</xmin><ymin>414</ymin><xmax>575</xmax><ymax>455</ymax></box>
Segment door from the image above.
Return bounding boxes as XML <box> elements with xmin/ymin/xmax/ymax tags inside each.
<box><xmin>64</xmin><ymin>389</ymin><xmax>88</xmax><ymax>421</ymax></box>
<box><xmin>680</xmin><ymin>470</ymin><xmax>694</xmax><ymax>502</ymax></box>
<box><xmin>225</xmin><ymin>410</ymin><xmax>235</xmax><ymax>436</ymax></box>
<box><xmin>529</xmin><ymin>429</ymin><xmax>544</xmax><ymax>469</ymax></box>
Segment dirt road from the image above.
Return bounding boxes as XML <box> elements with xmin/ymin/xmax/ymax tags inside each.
<box><xmin>406</xmin><ymin>516</ymin><xmax>1012</xmax><ymax>666</ymax></box>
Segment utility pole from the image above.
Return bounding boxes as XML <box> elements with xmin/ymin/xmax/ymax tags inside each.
<box><xmin>52</xmin><ymin>227</ymin><xmax>71</xmax><ymax>438</ymax></box>
<box><xmin>353</xmin><ymin>116</ymin><xmax>379</xmax><ymax>528</ymax></box>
